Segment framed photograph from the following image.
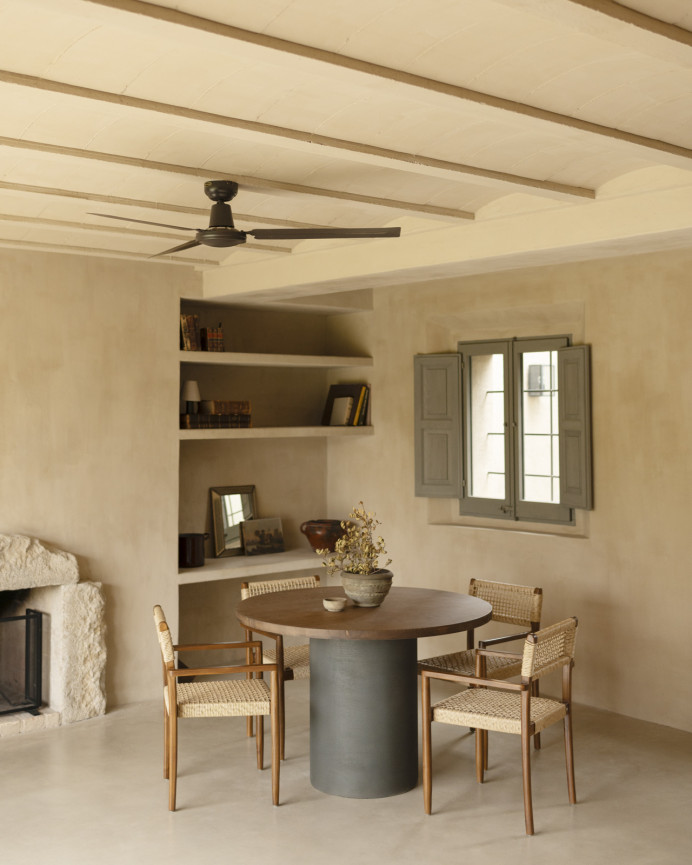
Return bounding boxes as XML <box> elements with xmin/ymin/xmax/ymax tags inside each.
<box><xmin>241</xmin><ymin>518</ymin><xmax>285</xmax><ymax>556</ymax></box>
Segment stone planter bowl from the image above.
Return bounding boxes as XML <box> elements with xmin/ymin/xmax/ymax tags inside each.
<box><xmin>340</xmin><ymin>569</ymin><xmax>393</xmax><ymax>607</ymax></box>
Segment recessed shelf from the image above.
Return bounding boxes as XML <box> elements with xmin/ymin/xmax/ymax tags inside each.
<box><xmin>179</xmin><ymin>425</ymin><xmax>374</xmax><ymax>440</ymax></box>
<box><xmin>178</xmin><ymin>549</ymin><xmax>321</xmax><ymax>584</ymax></box>
<box><xmin>180</xmin><ymin>351</ymin><xmax>372</xmax><ymax>368</ymax></box>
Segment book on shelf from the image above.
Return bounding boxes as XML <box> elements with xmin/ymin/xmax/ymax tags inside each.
<box><xmin>329</xmin><ymin>396</ymin><xmax>353</xmax><ymax>425</ymax></box>
<box><xmin>201</xmin><ymin>325</ymin><xmax>225</xmax><ymax>352</ymax></box>
<box><xmin>180</xmin><ymin>413</ymin><xmax>252</xmax><ymax>429</ymax></box>
<box><xmin>357</xmin><ymin>385</ymin><xmax>370</xmax><ymax>425</ymax></box>
<box><xmin>321</xmin><ymin>383</ymin><xmax>370</xmax><ymax>426</ymax></box>
<box><xmin>180</xmin><ymin>314</ymin><xmax>201</xmax><ymax>351</ymax></box>
<box><xmin>199</xmin><ymin>400</ymin><xmax>251</xmax><ymax>416</ymax></box>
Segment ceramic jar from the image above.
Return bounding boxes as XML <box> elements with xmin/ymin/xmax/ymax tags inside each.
<box><xmin>300</xmin><ymin>519</ymin><xmax>346</xmax><ymax>552</ymax></box>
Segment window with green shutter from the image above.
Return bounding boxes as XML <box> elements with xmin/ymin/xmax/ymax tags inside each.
<box><xmin>414</xmin><ymin>337</ymin><xmax>592</xmax><ymax>525</ymax></box>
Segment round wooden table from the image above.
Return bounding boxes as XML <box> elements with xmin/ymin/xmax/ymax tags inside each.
<box><xmin>236</xmin><ymin>585</ymin><xmax>492</xmax><ymax>799</ymax></box>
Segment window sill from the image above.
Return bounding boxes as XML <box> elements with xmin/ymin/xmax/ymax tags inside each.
<box><xmin>427</xmin><ymin>498</ymin><xmax>589</xmax><ymax>538</ymax></box>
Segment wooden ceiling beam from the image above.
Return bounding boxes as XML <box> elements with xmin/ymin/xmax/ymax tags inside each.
<box><xmin>0</xmin><ymin>136</ymin><xmax>474</xmax><ymax>220</ymax></box>
<box><xmin>82</xmin><ymin>0</ymin><xmax>692</xmax><ymax>167</ymax></box>
<box><xmin>0</xmin><ymin>70</ymin><xmax>593</xmax><ymax>201</ymax></box>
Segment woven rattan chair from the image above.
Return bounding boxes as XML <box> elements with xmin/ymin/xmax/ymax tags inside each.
<box><xmin>241</xmin><ymin>575</ymin><xmax>320</xmax><ymax>759</ymax></box>
<box><xmin>421</xmin><ymin>616</ymin><xmax>578</xmax><ymax>835</ymax></box>
<box><xmin>153</xmin><ymin>604</ymin><xmax>280</xmax><ymax>811</ymax></box>
<box><xmin>418</xmin><ymin>578</ymin><xmax>543</xmax><ymax>750</ymax></box>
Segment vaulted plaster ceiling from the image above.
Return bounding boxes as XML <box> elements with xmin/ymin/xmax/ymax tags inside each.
<box><xmin>0</xmin><ymin>0</ymin><xmax>691</xmax><ymax>307</ymax></box>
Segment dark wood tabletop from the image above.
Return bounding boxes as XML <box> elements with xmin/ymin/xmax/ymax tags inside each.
<box><xmin>236</xmin><ymin>585</ymin><xmax>492</xmax><ymax>640</ymax></box>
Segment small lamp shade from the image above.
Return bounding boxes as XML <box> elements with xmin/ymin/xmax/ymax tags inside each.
<box><xmin>182</xmin><ymin>380</ymin><xmax>201</xmax><ymax>413</ymax></box>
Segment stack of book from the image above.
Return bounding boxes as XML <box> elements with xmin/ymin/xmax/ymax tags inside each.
<box><xmin>180</xmin><ymin>314</ymin><xmax>226</xmax><ymax>352</ymax></box>
<box><xmin>321</xmin><ymin>384</ymin><xmax>370</xmax><ymax>426</ymax></box>
<box><xmin>180</xmin><ymin>399</ymin><xmax>252</xmax><ymax>429</ymax></box>
<box><xmin>201</xmin><ymin>325</ymin><xmax>225</xmax><ymax>352</ymax></box>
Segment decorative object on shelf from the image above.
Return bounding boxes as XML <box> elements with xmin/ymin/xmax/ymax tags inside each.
<box><xmin>210</xmin><ymin>485</ymin><xmax>256</xmax><ymax>558</ymax></box>
<box><xmin>316</xmin><ymin>502</ymin><xmax>393</xmax><ymax>607</ymax></box>
<box><xmin>241</xmin><ymin>518</ymin><xmax>285</xmax><ymax>556</ymax></box>
<box><xmin>198</xmin><ymin>399</ymin><xmax>251</xmax><ymax>428</ymax></box>
<box><xmin>323</xmin><ymin>597</ymin><xmax>347</xmax><ymax>612</ymax></box>
<box><xmin>181</xmin><ymin>380</ymin><xmax>201</xmax><ymax>414</ymax></box>
<box><xmin>201</xmin><ymin>324</ymin><xmax>225</xmax><ymax>352</ymax></box>
<box><xmin>300</xmin><ymin>519</ymin><xmax>347</xmax><ymax>552</ymax></box>
<box><xmin>321</xmin><ymin>383</ymin><xmax>370</xmax><ymax>426</ymax></box>
<box><xmin>180</xmin><ymin>313</ymin><xmax>201</xmax><ymax>351</ymax></box>
<box><xmin>178</xmin><ymin>532</ymin><xmax>209</xmax><ymax>568</ymax></box>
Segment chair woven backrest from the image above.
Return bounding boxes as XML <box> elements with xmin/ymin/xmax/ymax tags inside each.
<box><xmin>469</xmin><ymin>578</ymin><xmax>543</xmax><ymax>627</ymax></box>
<box><xmin>240</xmin><ymin>574</ymin><xmax>320</xmax><ymax>600</ymax></box>
<box><xmin>521</xmin><ymin>617</ymin><xmax>578</xmax><ymax>680</ymax></box>
<box><xmin>153</xmin><ymin>604</ymin><xmax>175</xmax><ymax>664</ymax></box>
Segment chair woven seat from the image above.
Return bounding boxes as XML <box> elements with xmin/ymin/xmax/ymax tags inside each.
<box><xmin>262</xmin><ymin>644</ymin><xmax>311</xmax><ymax>680</ymax></box>
<box><xmin>421</xmin><ymin>648</ymin><xmax>521</xmax><ymax>679</ymax></box>
<box><xmin>433</xmin><ymin>688</ymin><xmax>566</xmax><ymax>735</ymax></box>
<box><xmin>165</xmin><ymin>678</ymin><xmax>271</xmax><ymax>718</ymax></box>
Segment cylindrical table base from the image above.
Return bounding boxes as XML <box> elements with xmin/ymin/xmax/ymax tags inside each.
<box><xmin>310</xmin><ymin>637</ymin><xmax>418</xmax><ymax>798</ymax></box>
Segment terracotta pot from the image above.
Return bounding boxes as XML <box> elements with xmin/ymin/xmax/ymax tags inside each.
<box><xmin>300</xmin><ymin>519</ymin><xmax>346</xmax><ymax>552</ymax></box>
<box><xmin>340</xmin><ymin>568</ymin><xmax>393</xmax><ymax>607</ymax></box>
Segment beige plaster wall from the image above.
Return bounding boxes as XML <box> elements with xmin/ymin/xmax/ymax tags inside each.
<box><xmin>326</xmin><ymin>248</ymin><xmax>692</xmax><ymax>732</ymax></box>
<box><xmin>0</xmin><ymin>249</ymin><xmax>199</xmax><ymax>706</ymax></box>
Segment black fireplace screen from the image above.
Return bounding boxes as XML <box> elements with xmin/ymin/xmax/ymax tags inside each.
<box><xmin>0</xmin><ymin>609</ymin><xmax>42</xmax><ymax>716</ymax></box>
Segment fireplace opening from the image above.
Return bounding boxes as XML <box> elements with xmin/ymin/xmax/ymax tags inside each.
<box><xmin>0</xmin><ymin>608</ymin><xmax>43</xmax><ymax>716</ymax></box>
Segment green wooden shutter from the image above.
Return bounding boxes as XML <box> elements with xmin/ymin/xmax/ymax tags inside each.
<box><xmin>558</xmin><ymin>345</ymin><xmax>593</xmax><ymax>510</ymax></box>
<box><xmin>414</xmin><ymin>354</ymin><xmax>461</xmax><ymax>497</ymax></box>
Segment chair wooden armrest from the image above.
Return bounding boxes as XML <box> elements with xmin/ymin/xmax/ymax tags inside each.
<box><xmin>174</xmin><ymin>640</ymin><xmax>264</xmax><ymax>652</ymax></box>
<box><xmin>241</xmin><ymin>626</ymin><xmax>281</xmax><ymax>642</ymax></box>
<box><xmin>420</xmin><ymin>668</ymin><xmax>524</xmax><ymax>691</ymax></box>
<box><xmin>478</xmin><ymin>631</ymin><xmax>531</xmax><ymax>648</ymax></box>
<box><xmin>168</xmin><ymin>662</ymin><xmax>277</xmax><ymax>679</ymax></box>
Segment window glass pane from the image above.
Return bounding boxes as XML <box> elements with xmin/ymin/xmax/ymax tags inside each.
<box><xmin>469</xmin><ymin>353</ymin><xmax>505</xmax><ymax>499</ymax></box>
<box><xmin>523</xmin><ymin>475</ymin><xmax>553</xmax><ymax>502</ymax></box>
<box><xmin>520</xmin><ymin>350</ymin><xmax>559</xmax><ymax>503</ymax></box>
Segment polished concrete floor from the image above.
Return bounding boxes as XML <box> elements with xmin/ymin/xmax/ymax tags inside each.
<box><xmin>2</xmin><ymin>679</ymin><xmax>691</xmax><ymax>865</ymax></box>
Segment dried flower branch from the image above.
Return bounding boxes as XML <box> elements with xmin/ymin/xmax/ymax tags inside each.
<box><xmin>317</xmin><ymin>502</ymin><xmax>391</xmax><ymax>576</ymax></box>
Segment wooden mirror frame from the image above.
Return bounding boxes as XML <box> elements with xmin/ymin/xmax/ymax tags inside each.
<box><xmin>210</xmin><ymin>485</ymin><xmax>257</xmax><ymax>557</ymax></box>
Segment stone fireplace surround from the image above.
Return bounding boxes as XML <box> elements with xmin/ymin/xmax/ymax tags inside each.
<box><xmin>0</xmin><ymin>534</ymin><xmax>106</xmax><ymax>737</ymax></box>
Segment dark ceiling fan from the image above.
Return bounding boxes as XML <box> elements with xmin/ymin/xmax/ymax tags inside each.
<box><xmin>90</xmin><ymin>180</ymin><xmax>401</xmax><ymax>257</ymax></box>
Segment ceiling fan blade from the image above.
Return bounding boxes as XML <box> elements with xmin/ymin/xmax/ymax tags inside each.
<box><xmin>247</xmin><ymin>226</ymin><xmax>401</xmax><ymax>240</ymax></box>
<box><xmin>149</xmin><ymin>239</ymin><xmax>202</xmax><ymax>258</ymax></box>
<box><xmin>89</xmin><ymin>212</ymin><xmax>198</xmax><ymax>232</ymax></box>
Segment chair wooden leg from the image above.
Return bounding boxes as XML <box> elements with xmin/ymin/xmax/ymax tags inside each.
<box><xmin>163</xmin><ymin>704</ymin><xmax>170</xmax><ymax>779</ymax></box>
<box><xmin>483</xmin><ymin>729</ymin><xmax>489</xmax><ymax>771</ymax></box>
<box><xmin>533</xmin><ymin>680</ymin><xmax>542</xmax><ymax>750</ymax></box>
<box><xmin>256</xmin><ymin>715</ymin><xmax>264</xmax><ymax>769</ymax></box>
<box><xmin>475</xmin><ymin>728</ymin><xmax>485</xmax><ymax>783</ymax></box>
<box><xmin>271</xmin><ymin>674</ymin><xmax>280</xmax><ymax>805</ymax></box>
<box><xmin>421</xmin><ymin>675</ymin><xmax>432</xmax><ymax>814</ymax></box>
<box><xmin>564</xmin><ymin>711</ymin><xmax>577</xmax><ymax>804</ymax></box>
<box><xmin>521</xmin><ymin>725</ymin><xmax>534</xmax><ymax>835</ymax></box>
<box><xmin>168</xmin><ymin>710</ymin><xmax>178</xmax><ymax>812</ymax></box>
<box><xmin>279</xmin><ymin>681</ymin><xmax>286</xmax><ymax>761</ymax></box>
<box><xmin>247</xmin><ymin>716</ymin><xmax>254</xmax><ymax>738</ymax></box>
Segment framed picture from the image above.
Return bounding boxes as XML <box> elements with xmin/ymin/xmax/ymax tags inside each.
<box><xmin>241</xmin><ymin>518</ymin><xmax>285</xmax><ymax>556</ymax></box>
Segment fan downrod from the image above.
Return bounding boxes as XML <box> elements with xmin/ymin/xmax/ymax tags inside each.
<box><xmin>204</xmin><ymin>180</ymin><xmax>239</xmax><ymax>203</ymax></box>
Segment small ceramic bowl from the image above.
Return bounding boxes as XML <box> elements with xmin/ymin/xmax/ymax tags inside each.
<box><xmin>323</xmin><ymin>597</ymin><xmax>347</xmax><ymax>612</ymax></box>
